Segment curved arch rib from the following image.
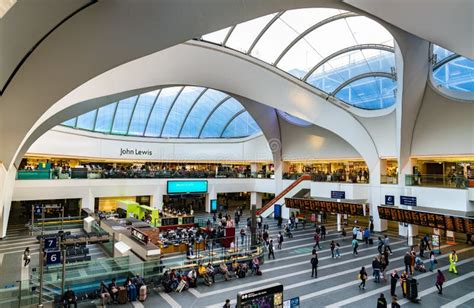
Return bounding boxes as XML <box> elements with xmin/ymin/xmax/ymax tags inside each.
<box><xmin>303</xmin><ymin>44</ymin><xmax>394</xmax><ymax>81</ymax></box>
<box><xmin>433</xmin><ymin>53</ymin><xmax>461</xmax><ymax>71</ymax></box>
<box><xmin>177</xmin><ymin>88</ymin><xmax>208</xmax><ymax>137</ymax></box>
<box><xmin>198</xmin><ymin>96</ymin><xmax>231</xmax><ymax>138</ymax></box>
<box><xmin>330</xmin><ymin>71</ymin><xmax>396</xmax><ymax>96</ymax></box>
<box><xmin>222</xmin><ymin>25</ymin><xmax>236</xmax><ymax>46</ymax></box>
<box><xmin>247</xmin><ymin>11</ymin><xmax>285</xmax><ymax>55</ymax></box>
<box><xmin>219</xmin><ymin>109</ymin><xmax>245</xmax><ymax>137</ymax></box>
<box><xmin>125</xmin><ymin>94</ymin><xmax>142</xmax><ymax>134</ymax></box>
<box><xmin>273</xmin><ymin>12</ymin><xmax>358</xmax><ymax>66</ymax></box>
<box><xmin>158</xmin><ymin>86</ymin><xmax>185</xmax><ymax>137</ymax></box>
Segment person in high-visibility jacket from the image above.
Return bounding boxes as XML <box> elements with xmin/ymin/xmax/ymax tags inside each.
<box><xmin>449</xmin><ymin>249</ymin><xmax>458</xmax><ymax>274</ymax></box>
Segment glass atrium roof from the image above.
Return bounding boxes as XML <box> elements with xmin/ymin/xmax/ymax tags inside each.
<box><xmin>432</xmin><ymin>45</ymin><xmax>474</xmax><ymax>93</ymax></box>
<box><xmin>200</xmin><ymin>8</ymin><xmax>397</xmax><ymax>110</ymax></box>
<box><xmin>62</xmin><ymin>86</ymin><xmax>261</xmax><ymax>139</ymax></box>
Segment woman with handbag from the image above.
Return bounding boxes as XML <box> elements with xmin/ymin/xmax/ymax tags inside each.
<box><xmin>358</xmin><ymin>267</ymin><xmax>368</xmax><ymax>290</ymax></box>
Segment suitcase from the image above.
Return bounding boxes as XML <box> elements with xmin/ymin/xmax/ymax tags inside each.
<box><xmin>407</xmin><ymin>277</ymin><xmax>418</xmax><ymax>300</ymax></box>
<box><xmin>118</xmin><ymin>286</ymin><xmax>128</xmax><ymax>304</ymax></box>
<box><xmin>368</xmin><ymin>238</ymin><xmax>374</xmax><ymax>245</ymax></box>
<box><xmin>139</xmin><ymin>285</ymin><xmax>147</xmax><ymax>301</ymax></box>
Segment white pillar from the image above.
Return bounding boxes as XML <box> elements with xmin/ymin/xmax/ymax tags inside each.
<box><xmin>80</xmin><ymin>190</ymin><xmax>95</xmax><ymax>212</ymax></box>
<box><xmin>152</xmin><ymin>186</ymin><xmax>165</xmax><ymax>210</ymax></box>
<box><xmin>250</xmin><ymin>192</ymin><xmax>262</xmax><ymax>209</ymax></box>
<box><xmin>337</xmin><ymin>214</ymin><xmax>342</xmax><ymax>232</ymax></box>
<box><xmin>407</xmin><ymin>224</ymin><xmax>419</xmax><ymax>246</ymax></box>
<box><xmin>250</xmin><ymin>163</ymin><xmax>258</xmax><ymax>174</ymax></box>
<box><xmin>274</xmin><ymin>161</ymin><xmax>284</xmax><ymax>195</ymax></box>
<box><xmin>0</xmin><ymin>164</ymin><xmax>17</xmax><ymax>239</ymax></box>
<box><xmin>368</xmin><ymin>160</ymin><xmax>387</xmax><ymax>232</ymax></box>
<box><xmin>206</xmin><ymin>191</ymin><xmax>217</xmax><ymax>213</ymax></box>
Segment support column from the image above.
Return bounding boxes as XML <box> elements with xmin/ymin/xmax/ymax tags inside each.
<box><xmin>337</xmin><ymin>214</ymin><xmax>342</xmax><ymax>232</ymax></box>
<box><xmin>274</xmin><ymin>161</ymin><xmax>284</xmax><ymax>195</ymax></box>
<box><xmin>250</xmin><ymin>163</ymin><xmax>258</xmax><ymax>174</ymax></box>
<box><xmin>80</xmin><ymin>190</ymin><xmax>94</xmax><ymax>212</ymax></box>
<box><xmin>152</xmin><ymin>186</ymin><xmax>165</xmax><ymax>210</ymax></box>
<box><xmin>0</xmin><ymin>164</ymin><xmax>17</xmax><ymax>239</ymax></box>
<box><xmin>250</xmin><ymin>192</ymin><xmax>262</xmax><ymax>210</ymax></box>
<box><xmin>368</xmin><ymin>160</ymin><xmax>387</xmax><ymax>232</ymax></box>
<box><xmin>206</xmin><ymin>191</ymin><xmax>217</xmax><ymax>213</ymax></box>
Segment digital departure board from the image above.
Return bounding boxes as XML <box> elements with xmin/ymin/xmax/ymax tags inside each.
<box><xmin>286</xmin><ymin>198</ymin><xmax>367</xmax><ymax>216</ymax></box>
<box><xmin>161</xmin><ymin>217</ymin><xmax>179</xmax><ymax>226</ymax></box>
<box><xmin>378</xmin><ymin>206</ymin><xmax>474</xmax><ymax>234</ymax></box>
<box><xmin>181</xmin><ymin>216</ymin><xmax>195</xmax><ymax>225</ymax></box>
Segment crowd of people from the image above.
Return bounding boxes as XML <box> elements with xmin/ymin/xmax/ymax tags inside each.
<box><xmin>284</xmin><ymin>168</ymin><xmax>370</xmax><ymax>183</ymax></box>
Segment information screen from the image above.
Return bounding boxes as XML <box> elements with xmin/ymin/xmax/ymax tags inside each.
<box><xmin>161</xmin><ymin>217</ymin><xmax>179</xmax><ymax>226</ymax></box>
<box><xmin>378</xmin><ymin>206</ymin><xmax>474</xmax><ymax>234</ymax></box>
<box><xmin>237</xmin><ymin>284</ymin><xmax>283</xmax><ymax>308</ymax></box>
<box><xmin>167</xmin><ymin>180</ymin><xmax>208</xmax><ymax>194</ymax></box>
<box><xmin>286</xmin><ymin>198</ymin><xmax>366</xmax><ymax>216</ymax></box>
<box><xmin>182</xmin><ymin>216</ymin><xmax>195</xmax><ymax>225</ymax></box>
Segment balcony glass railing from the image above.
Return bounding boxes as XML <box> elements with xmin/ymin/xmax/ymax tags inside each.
<box><xmin>405</xmin><ymin>174</ymin><xmax>469</xmax><ymax>189</ymax></box>
<box><xmin>283</xmin><ymin>172</ymin><xmax>369</xmax><ymax>183</ymax></box>
<box><xmin>16</xmin><ymin>169</ymin><xmax>275</xmax><ymax>180</ymax></box>
<box><xmin>381</xmin><ymin>174</ymin><xmax>398</xmax><ymax>184</ymax></box>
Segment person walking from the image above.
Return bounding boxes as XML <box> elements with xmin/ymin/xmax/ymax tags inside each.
<box><xmin>278</xmin><ymin>231</ymin><xmax>284</xmax><ymax>249</ymax></box>
<box><xmin>321</xmin><ymin>225</ymin><xmax>326</xmax><ymax>240</ymax></box>
<box><xmin>277</xmin><ymin>216</ymin><xmax>283</xmax><ymax>229</ymax></box>
<box><xmin>377</xmin><ymin>293</ymin><xmax>387</xmax><ymax>308</ymax></box>
<box><xmin>330</xmin><ymin>240</ymin><xmax>336</xmax><ymax>258</ymax></box>
<box><xmin>435</xmin><ymin>269</ymin><xmax>445</xmax><ymax>294</ymax></box>
<box><xmin>429</xmin><ymin>250</ymin><xmax>437</xmax><ymax>272</ymax></box>
<box><xmin>403</xmin><ymin>252</ymin><xmax>411</xmax><ymax>275</ymax></box>
<box><xmin>377</xmin><ymin>237</ymin><xmax>384</xmax><ymax>254</ymax></box>
<box><xmin>314</xmin><ymin>232</ymin><xmax>321</xmax><ymax>250</ymax></box>
<box><xmin>240</xmin><ymin>228</ymin><xmax>246</xmax><ymax>246</ymax></box>
<box><xmin>335</xmin><ymin>242</ymin><xmax>341</xmax><ymax>258</ymax></box>
<box><xmin>410</xmin><ymin>250</ymin><xmax>415</xmax><ymax>275</ymax></box>
<box><xmin>449</xmin><ymin>249</ymin><xmax>458</xmax><ymax>274</ymax></box>
<box><xmin>352</xmin><ymin>237</ymin><xmax>359</xmax><ymax>255</ymax></box>
<box><xmin>400</xmin><ymin>271</ymin><xmax>408</xmax><ymax>298</ymax></box>
<box><xmin>364</xmin><ymin>228</ymin><xmax>370</xmax><ymax>245</ymax></box>
<box><xmin>23</xmin><ymin>247</ymin><xmax>31</xmax><ymax>267</ymax></box>
<box><xmin>310</xmin><ymin>253</ymin><xmax>318</xmax><ymax>278</ymax></box>
<box><xmin>419</xmin><ymin>239</ymin><xmax>426</xmax><ymax>258</ymax></box>
<box><xmin>384</xmin><ymin>235</ymin><xmax>392</xmax><ymax>254</ymax></box>
<box><xmin>391</xmin><ymin>296</ymin><xmax>401</xmax><ymax>308</ymax></box>
<box><xmin>268</xmin><ymin>239</ymin><xmax>275</xmax><ymax>260</ymax></box>
<box><xmin>372</xmin><ymin>257</ymin><xmax>381</xmax><ymax>283</ymax></box>
<box><xmin>358</xmin><ymin>266</ymin><xmax>368</xmax><ymax>290</ymax></box>
<box><xmin>466</xmin><ymin>232</ymin><xmax>473</xmax><ymax>245</ymax></box>
<box><xmin>390</xmin><ymin>270</ymin><xmax>399</xmax><ymax>297</ymax></box>
<box><xmin>223</xmin><ymin>298</ymin><xmax>231</xmax><ymax>308</ymax></box>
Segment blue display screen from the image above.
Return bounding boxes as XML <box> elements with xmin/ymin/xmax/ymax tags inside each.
<box><xmin>167</xmin><ymin>180</ymin><xmax>208</xmax><ymax>194</ymax></box>
<box><xmin>211</xmin><ymin>199</ymin><xmax>217</xmax><ymax>213</ymax></box>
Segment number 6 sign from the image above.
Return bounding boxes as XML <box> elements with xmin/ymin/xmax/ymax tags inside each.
<box><xmin>46</xmin><ymin>251</ymin><xmax>61</xmax><ymax>265</ymax></box>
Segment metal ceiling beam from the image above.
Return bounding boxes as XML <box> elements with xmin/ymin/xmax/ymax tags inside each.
<box><xmin>108</xmin><ymin>101</ymin><xmax>120</xmax><ymax>134</ymax></box>
<box><xmin>433</xmin><ymin>53</ymin><xmax>461</xmax><ymax>71</ymax></box>
<box><xmin>247</xmin><ymin>11</ymin><xmax>285</xmax><ymax>55</ymax></box>
<box><xmin>142</xmin><ymin>89</ymin><xmax>162</xmax><ymax>136</ymax></box>
<box><xmin>273</xmin><ymin>12</ymin><xmax>358</xmax><ymax>66</ymax></box>
<box><xmin>177</xmin><ymin>88</ymin><xmax>208</xmax><ymax>137</ymax></box>
<box><xmin>330</xmin><ymin>71</ymin><xmax>396</xmax><ymax>96</ymax></box>
<box><xmin>222</xmin><ymin>25</ymin><xmax>236</xmax><ymax>46</ymax></box>
<box><xmin>198</xmin><ymin>96</ymin><xmax>231</xmax><ymax>138</ymax></box>
<box><xmin>303</xmin><ymin>44</ymin><xmax>394</xmax><ymax>81</ymax></box>
<box><xmin>159</xmin><ymin>86</ymin><xmax>185</xmax><ymax>137</ymax></box>
<box><xmin>219</xmin><ymin>109</ymin><xmax>245</xmax><ymax>137</ymax></box>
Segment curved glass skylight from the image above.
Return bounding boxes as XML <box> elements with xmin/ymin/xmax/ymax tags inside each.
<box><xmin>432</xmin><ymin>45</ymin><xmax>474</xmax><ymax>93</ymax></box>
<box><xmin>200</xmin><ymin>8</ymin><xmax>396</xmax><ymax>110</ymax></box>
<box><xmin>62</xmin><ymin>86</ymin><xmax>262</xmax><ymax>139</ymax></box>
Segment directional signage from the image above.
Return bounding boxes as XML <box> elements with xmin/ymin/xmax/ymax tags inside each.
<box><xmin>283</xmin><ymin>297</ymin><xmax>300</xmax><ymax>308</ymax></box>
<box><xmin>400</xmin><ymin>196</ymin><xmax>417</xmax><ymax>206</ymax></box>
<box><xmin>46</xmin><ymin>251</ymin><xmax>61</xmax><ymax>265</ymax></box>
<box><xmin>43</xmin><ymin>238</ymin><xmax>57</xmax><ymax>250</ymax></box>
<box><xmin>331</xmin><ymin>191</ymin><xmax>345</xmax><ymax>199</ymax></box>
<box><xmin>385</xmin><ymin>195</ymin><xmax>395</xmax><ymax>206</ymax></box>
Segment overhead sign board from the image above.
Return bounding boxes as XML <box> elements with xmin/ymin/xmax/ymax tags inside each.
<box><xmin>167</xmin><ymin>180</ymin><xmax>208</xmax><ymax>194</ymax></box>
<box><xmin>400</xmin><ymin>196</ymin><xmax>417</xmax><ymax>206</ymax></box>
<box><xmin>385</xmin><ymin>195</ymin><xmax>395</xmax><ymax>206</ymax></box>
<box><xmin>331</xmin><ymin>191</ymin><xmax>346</xmax><ymax>199</ymax></box>
<box><xmin>46</xmin><ymin>251</ymin><xmax>61</xmax><ymax>265</ymax></box>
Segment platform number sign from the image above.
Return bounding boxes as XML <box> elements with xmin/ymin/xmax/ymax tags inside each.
<box><xmin>44</xmin><ymin>238</ymin><xmax>57</xmax><ymax>250</ymax></box>
<box><xmin>46</xmin><ymin>251</ymin><xmax>61</xmax><ymax>265</ymax></box>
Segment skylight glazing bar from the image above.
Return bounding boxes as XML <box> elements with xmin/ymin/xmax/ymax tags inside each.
<box><xmin>273</xmin><ymin>12</ymin><xmax>358</xmax><ymax>66</ymax></box>
<box><xmin>125</xmin><ymin>95</ymin><xmax>141</xmax><ymax>135</ymax></box>
<box><xmin>177</xmin><ymin>88</ymin><xmax>208</xmax><ymax>137</ymax></box>
<box><xmin>433</xmin><ymin>53</ymin><xmax>461</xmax><ymax>71</ymax></box>
<box><xmin>330</xmin><ymin>71</ymin><xmax>396</xmax><ymax>96</ymax></box>
<box><xmin>302</xmin><ymin>44</ymin><xmax>394</xmax><ymax>81</ymax></box>
<box><xmin>198</xmin><ymin>96</ymin><xmax>231</xmax><ymax>138</ymax></box>
<box><xmin>222</xmin><ymin>25</ymin><xmax>236</xmax><ymax>46</ymax></box>
<box><xmin>247</xmin><ymin>11</ymin><xmax>285</xmax><ymax>55</ymax></box>
<box><xmin>109</xmin><ymin>100</ymin><xmax>120</xmax><ymax>134</ymax></box>
<box><xmin>159</xmin><ymin>86</ymin><xmax>185</xmax><ymax>137</ymax></box>
<box><xmin>219</xmin><ymin>109</ymin><xmax>245</xmax><ymax>137</ymax></box>
<box><xmin>142</xmin><ymin>89</ymin><xmax>162</xmax><ymax>136</ymax></box>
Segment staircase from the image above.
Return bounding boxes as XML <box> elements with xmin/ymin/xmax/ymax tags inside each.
<box><xmin>257</xmin><ymin>174</ymin><xmax>312</xmax><ymax>218</ymax></box>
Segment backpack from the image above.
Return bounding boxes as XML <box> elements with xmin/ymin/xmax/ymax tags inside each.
<box><xmin>311</xmin><ymin>257</ymin><xmax>318</xmax><ymax>266</ymax></box>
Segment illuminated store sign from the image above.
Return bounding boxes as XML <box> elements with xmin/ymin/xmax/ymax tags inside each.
<box><xmin>120</xmin><ymin>148</ymin><xmax>153</xmax><ymax>156</ymax></box>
